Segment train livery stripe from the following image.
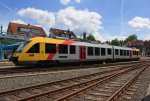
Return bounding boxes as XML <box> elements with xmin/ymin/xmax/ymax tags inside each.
<box><xmin>47</xmin><ymin>53</ymin><xmax>55</xmax><ymax>60</ymax></box>
<box><xmin>61</xmin><ymin>40</ymin><xmax>75</xmax><ymax>45</ymax></box>
<box><xmin>47</xmin><ymin>40</ymin><xmax>76</xmax><ymax>60</ymax></box>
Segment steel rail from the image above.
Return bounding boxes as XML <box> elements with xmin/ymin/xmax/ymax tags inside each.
<box><xmin>106</xmin><ymin>65</ymin><xmax>149</xmax><ymax>101</ymax></box>
<box><xmin>0</xmin><ymin>63</ymin><xmax>146</xmax><ymax>101</ymax></box>
<box><xmin>55</xmin><ymin>64</ymin><xmax>148</xmax><ymax>101</ymax></box>
<box><xmin>0</xmin><ymin>63</ymin><xmax>136</xmax><ymax>96</ymax></box>
<box><xmin>15</xmin><ymin>64</ymin><xmax>141</xmax><ymax>101</ymax></box>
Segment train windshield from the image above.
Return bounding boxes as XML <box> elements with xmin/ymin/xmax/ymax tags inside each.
<box><xmin>16</xmin><ymin>41</ymin><xmax>30</xmax><ymax>53</ymax></box>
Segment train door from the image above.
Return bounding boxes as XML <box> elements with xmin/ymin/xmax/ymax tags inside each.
<box><xmin>80</xmin><ymin>46</ymin><xmax>86</xmax><ymax>60</ymax></box>
<box><xmin>40</xmin><ymin>42</ymin><xmax>46</xmax><ymax>60</ymax></box>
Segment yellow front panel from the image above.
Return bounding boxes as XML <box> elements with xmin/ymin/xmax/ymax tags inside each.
<box><xmin>18</xmin><ymin>53</ymin><xmax>39</xmax><ymax>61</ymax></box>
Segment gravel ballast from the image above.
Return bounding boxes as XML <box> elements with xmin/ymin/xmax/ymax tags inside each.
<box><xmin>130</xmin><ymin>66</ymin><xmax>150</xmax><ymax>101</ymax></box>
<box><xmin>0</xmin><ymin>65</ymin><xmax>121</xmax><ymax>93</ymax></box>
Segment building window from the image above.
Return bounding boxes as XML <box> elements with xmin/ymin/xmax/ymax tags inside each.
<box><xmin>107</xmin><ymin>48</ymin><xmax>112</xmax><ymax>55</ymax></box>
<box><xmin>70</xmin><ymin>45</ymin><xmax>76</xmax><ymax>54</ymax></box>
<box><xmin>101</xmin><ymin>48</ymin><xmax>106</xmax><ymax>56</ymax></box>
<box><xmin>120</xmin><ymin>50</ymin><xmax>123</xmax><ymax>56</ymax></box>
<box><xmin>115</xmin><ymin>49</ymin><xmax>119</xmax><ymax>55</ymax></box>
<box><xmin>45</xmin><ymin>43</ymin><xmax>56</xmax><ymax>53</ymax></box>
<box><xmin>32</xmin><ymin>29</ymin><xmax>40</xmax><ymax>34</ymax></box>
<box><xmin>18</xmin><ymin>28</ymin><xmax>30</xmax><ymax>33</ymax></box>
<box><xmin>88</xmin><ymin>47</ymin><xmax>93</xmax><ymax>56</ymax></box>
<box><xmin>95</xmin><ymin>47</ymin><xmax>100</xmax><ymax>56</ymax></box>
<box><xmin>18</xmin><ymin>27</ymin><xmax>41</xmax><ymax>34</ymax></box>
<box><xmin>27</xmin><ymin>43</ymin><xmax>39</xmax><ymax>53</ymax></box>
<box><xmin>59</xmin><ymin>44</ymin><xmax>68</xmax><ymax>54</ymax></box>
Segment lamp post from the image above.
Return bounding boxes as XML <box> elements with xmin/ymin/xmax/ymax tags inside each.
<box><xmin>0</xmin><ymin>24</ymin><xmax>3</xmax><ymax>34</ymax></box>
<box><xmin>0</xmin><ymin>24</ymin><xmax>3</xmax><ymax>60</ymax></box>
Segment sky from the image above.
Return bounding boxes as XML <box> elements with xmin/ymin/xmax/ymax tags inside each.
<box><xmin>0</xmin><ymin>0</ymin><xmax>150</xmax><ymax>42</ymax></box>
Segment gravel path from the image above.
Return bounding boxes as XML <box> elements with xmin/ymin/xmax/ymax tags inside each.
<box><xmin>131</xmin><ymin>66</ymin><xmax>150</xmax><ymax>101</ymax></box>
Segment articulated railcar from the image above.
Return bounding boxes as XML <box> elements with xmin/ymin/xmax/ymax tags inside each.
<box><xmin>12</xmin><ymin>37</ymin><xmax>140</xmax><ymax>66</ymax></box>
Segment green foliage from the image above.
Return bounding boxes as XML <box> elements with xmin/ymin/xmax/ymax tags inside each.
<box><xmin>124</xmin><ymin>34</ymin><xmax>137</xmax><ymax>43</ymax></box>
<box><xmin>147</xmin><ymin>50</ymin><xmax>150</xmax><ymax>54</ymax></box>
<box><xmin>105</xmin><ymin>41</ymin><xmax>111</xmax><ymax>45</ymax></box>
<box><xmin>96</xmin><ymin>40</ymin><xmax>101</xmax><ymax>43</ymax></box>
<box><xmin>110</xmin><ymin>38</ymin><xmax>124</xmax><ymax>46</ymax></box>
<box><xmin>87</xmin><ymin>34</ymin><xmax>96</xmax><ymax>41</ymax></box>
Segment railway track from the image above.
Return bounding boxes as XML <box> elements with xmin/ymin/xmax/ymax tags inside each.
<box><xmin>0</xmin><ymin>60</ymin><xmax>147</xmax><ymax>76</ymax></box>
<box><xmin>0</xmin><ymin>63</ymin><xmax>148</xmax><ymax>101</ymax></box>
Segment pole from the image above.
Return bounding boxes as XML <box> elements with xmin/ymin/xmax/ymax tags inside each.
<box><xmin>0</xmin><ymin>24</ymin><xmax>3</xmax><ymax>34</ymax></box>
<box><xmin>0</xmin><ymin>24</ymin><xmax>3</xmax><ymax>60</ymax></box>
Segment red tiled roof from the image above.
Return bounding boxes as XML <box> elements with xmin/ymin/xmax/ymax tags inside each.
<box><xmin>7</xmin><ymin>22</ymin><xmax>47</xmax><ymax>37</ymax></box>
<box><xmin>50</xmin><ymin>28</ymin><xmax>77</xmax><ymax>39</ymax></box>
<box><xmin>126</xmin><ymin>40</ymin><xmax>144</xmax><ymax>46</ymax></box>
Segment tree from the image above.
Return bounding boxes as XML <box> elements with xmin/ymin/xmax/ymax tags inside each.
<box><xmin>111</xmin><ymin>38</ymin><xmax>120</xmax><ymax>46</ymax></box>
<box><xmin>110</xmin><ymin>38</ymin><xmax>124</xmax><ymax>46</ymax></box>
<box><xmin>87</xmin><ymin>34</ymin><xmax>96</xmax><ymax>41</ymax></box>
<box><xmin>105</xmin><ymin>41</ymin><xmax>111</xmax><ymax>45</ymax></box>
<box><xmin>124</xmin><ymin>34</ymin><xmax>137</xmax><ymax>43</ymax></box>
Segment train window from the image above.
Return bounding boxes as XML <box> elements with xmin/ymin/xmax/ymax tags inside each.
<box><xmin>59</xmin><ymin>44</ymin><xmax>68</xmax><ymax>54</ymax></box>
<box><xmin>107</xmin><ymin>48</ymin><xmax>112</xmax><ymax>55</ymax></box>
<box><xmin>124</xmin><ymin>50</ymin><xmax>127</xmax><ymax>56</ymax></box>
<box><xmin>27</xmin><ymin>43</ymin><xmax>39</xmax><ymax>53</ymax></box>
<box><xmin>70</xmin><ymin>45</ymin><xmax>76</xmax><ymax>54</ymax></box>
<box><xmin>133</xmin><ymin>51</ymin><xmax>135</xmax><ymax>55</ymax></box>
<box><xmin>101</xmin><ymin>48</ymin><xmax>106</xmax><ymax>56</ymax></box>
<box><xmin>127</xmin><ymin>50</ymin><xmax>129</xmax><ymax>56</ymax></box>
<box><xmin>16</xmin><ymin>41</ymin><xmax>30</xmax><ymax>53</ymax></box>
<box><xmin>95</xmin><ymin>47</ymin><xmax>100</xmax><ymax>56</ymax></box>
<box><xmin>45</xmin><ymin>43</ymin><xmax>56</xmax><ymax>53</ymax></box>
<box><xmin>88</xmin><ymin>47</ymin><xmax>93</xmax><ymax>56</ymax></box>
<box><xmin>115</xmin><ymin>49</ymin><xmax>119</xmax><ymax>55</ymax></box>
<box><xmin>136</xmin><ymin>51</ymin><xmax>138</xmax><ymax>55</ymax></box>
<box><xmin>120</xmin><ymin>50</ymin><xmax>123</xmax><ymax>56</ymax></box>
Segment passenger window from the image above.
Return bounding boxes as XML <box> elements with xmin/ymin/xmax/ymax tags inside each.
<box><xmin>124</xmin><ymin>50</ymin><xmax>127</xmax><ymax>56</ymax></box>
<box><xmin>95</xmin><ymin>47</ymin><xmax>100</xmax><ymax>56</ymax></box>
<box><xmin>70</xmin><ymin>45</ymin><xmax>76</xmax><ymax>54</ymax></box>
<box><xmin>59</xmin><ymin>44</ymin><xmax>68</xmax><ymax>54</ymax></box>
<box><xmin>120</xmin><ymin>50</ymin><xmax>123</xmax><ymax>56</ymax></box>
<box><xmin>127</xmin><ymin>50</ymin><xmax>129</xmax><ymax>56</ymax></box>
<box><xmin>107</xmin><ymin>48</ymin><xmax>112</xmax><ymax>55</ymax></box>
<box><xmin>45</xmin><ymin>43</ymin><xmax>56</xmax><ymax>53</ymax></box>
<box><xmin>27</xmin><ymin>43</ymin><xmax>39</xmax><ymax>53</ymax></box>
<box><xmin>88</xmin><ymin>47</ymin><xmax>93</xmax><ymax>56</ymax></box>
<box><xmin>101</xmin><ymin>48</ymin><xmax>106</xmax><ymax>56</ymax></box>
<box><xmin>115</xmin><ymin>49</ymin><xmax>119</xmax><ymax>55</ymax></box>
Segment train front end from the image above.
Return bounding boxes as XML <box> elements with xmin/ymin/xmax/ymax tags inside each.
<box><xmin>11</xmin><ymin>41</ymin><xmax>30</xmax><ymax>66</ymax></box>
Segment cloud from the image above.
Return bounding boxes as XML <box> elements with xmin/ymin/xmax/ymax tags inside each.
<box><xmin>93</xmin><ymin>32</ymin><xmax>126</xmax><ymax>42</ymax></box>
<box><xmin>60</xmin><ymin>0</ymin><xmax>71</xmax><ymax>5</ymax></box>
<box><xmin>60</xmin><ymin>0</ymin><xmax>81</xmax><ymax>5</ymax></box>
<box><xmin>18</xmin><ymin>8</ymin><xmax>55</xmax><ymax>27</ymax></box>
<box><xmin>11</xmin><ymin>19</ymin><xmax>26</xmax><ymax>24</ymax></box>
<box><xmin>56</xmin><ymin>6</ymin><xmax>102</xmax><ymax>36</ymax></box>
<box><xmin>17</xmin><ymin>7</ymin><xmax>127</xmax><ymax>42</ymax></box>
<box><xmin>128</xmin><ymin>16</ymin><xmax>150</xmax><ymax>30</ymax></box>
